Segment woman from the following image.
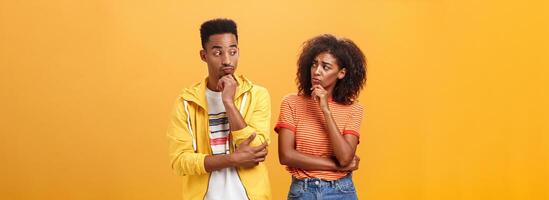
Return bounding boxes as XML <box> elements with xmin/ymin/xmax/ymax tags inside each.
<box><xmin>275</xmin><ymin>34</ymin><xmax>367</xmax><ymax>200</ymax></box>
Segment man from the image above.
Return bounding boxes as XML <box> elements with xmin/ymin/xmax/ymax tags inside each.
<box><xmin>167</xmin><ymin>18</ymin><xmax>271</xmax><ymax>200</ymax></box>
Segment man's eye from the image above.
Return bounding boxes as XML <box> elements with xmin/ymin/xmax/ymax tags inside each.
<box><xmin>214</xmin><ymin>51</ymin><xmax>221</xmax><ymax>56</ymax></box>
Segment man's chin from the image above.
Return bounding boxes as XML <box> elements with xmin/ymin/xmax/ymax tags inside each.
<box><xmin>217</xmin><ymin>73</ymin><xmax>231</xmax><ymax>79</ymax></box>
<box><xmin>221</xmin><ymin>70</ymin><xmax>235</xmax><ymax>76</ymax></box>
<box><xmin>223</xmin><ymin>70</ymin><xmax>234</xmax><ymax>75</ymax></box>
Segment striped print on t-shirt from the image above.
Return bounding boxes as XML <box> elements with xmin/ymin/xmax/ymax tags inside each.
<box><xmin>204</xmin><ymin>88</ymin><xmax>248</xmax><ymax>200</ymax></box>
<box><xmin>274</xmin><ymin>94</ymin><xmax>363</xmax><ymax>181</ymax></box>
<box><xmin>208</xmin><ymin>110</ymin><xmax>230</xmax><ymax>155</ymax></box>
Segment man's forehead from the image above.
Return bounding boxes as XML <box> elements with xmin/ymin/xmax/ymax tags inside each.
<box><xmin>207</xmin><ymin>33</ymin><xmax>237</xmax><ymax>48</ymax></box>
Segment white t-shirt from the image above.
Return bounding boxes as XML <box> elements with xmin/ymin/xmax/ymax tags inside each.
<box><xmin>204</xmin><ymin>88</ymin><xmax>248</xmax><ymax>200</ymax></box>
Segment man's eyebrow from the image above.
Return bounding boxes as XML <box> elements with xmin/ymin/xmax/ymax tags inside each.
<box><xmin>210</xmin><ymin>45</ymin><xmax>237</xmax><ymax>49</ymax></box>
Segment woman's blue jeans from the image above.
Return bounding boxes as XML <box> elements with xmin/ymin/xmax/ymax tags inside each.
<box><xmin>287</xmin><ymin>173</ymin><xmax>358</xmax><ymax>200</ymax></box>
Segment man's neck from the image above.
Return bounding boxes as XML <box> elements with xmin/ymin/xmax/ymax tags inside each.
<box><xmin>207</xmin><ymin>77</ymin><xmax>220</xmax><ymax>92</ymax></box>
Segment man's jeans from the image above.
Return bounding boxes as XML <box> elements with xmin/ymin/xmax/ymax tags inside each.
<box><xmin>287</xmin><ymin>173</ymin><xmax>358</xmax><ymax>200</ymax></box>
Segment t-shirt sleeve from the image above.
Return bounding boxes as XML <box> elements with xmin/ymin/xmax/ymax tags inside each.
<box><xmin>342</xmin><ymin>104</ymin><xmax>363</xmax><ymax>138</ymax></box>
<box><xmin>274</xmin><ymin>96</ymin><xmax>296</xmax><ymax>133</ymax></box>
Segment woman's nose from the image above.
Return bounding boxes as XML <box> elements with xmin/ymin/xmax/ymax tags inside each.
<box><xmin>314</xmin><ymin>66</ymin><xmax>322</xmax><ymax>75</ymax></box>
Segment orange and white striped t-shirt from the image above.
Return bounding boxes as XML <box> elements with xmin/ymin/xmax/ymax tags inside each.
<box><xmin>275</xmin><ymin>94</ymin><xmax>363</xmax><ymax>181</ymax></box>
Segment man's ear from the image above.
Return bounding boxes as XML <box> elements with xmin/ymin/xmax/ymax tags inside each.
<box><xmin>200</xmin><ymin>49</ymin><xmax>206</xmax><ymax>62</ymax></box>
<box><xmin>338</xmin><ymin>68</ymin><xmax>347</xmax><ymax>79</ymax></box>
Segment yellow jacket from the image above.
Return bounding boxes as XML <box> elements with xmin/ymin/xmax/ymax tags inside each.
<box><xmin>167</xmin><ymin>75</ymin><xmax>271</xmax><ymax>200</ymax></box>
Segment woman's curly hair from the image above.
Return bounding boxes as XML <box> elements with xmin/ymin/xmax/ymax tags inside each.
<box><xmin>297</xmin><ymin>34</ymin><xmax>367</xmax><ymax>105</ymax></box>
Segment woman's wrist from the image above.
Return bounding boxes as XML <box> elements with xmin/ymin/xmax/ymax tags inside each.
<box><xmin>321</xmin><ymin>106</ymin><xmax>331</xmax><ymax>115</ymax></box>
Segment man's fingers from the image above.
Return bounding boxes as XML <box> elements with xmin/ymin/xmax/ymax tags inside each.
<box><xmin>222</xmin><ymin>75</ymin><xmax>236</xmax><ymax>85</ymax></box>
<box><xmin>255</xmin><ymin>149</ymin><xmax>268</xmax><ymax>158</ymax></box>
<box><xmin>254</xmin><ymin>146</ymin><xmax>268</xmax><ymax>155</ymax></box>
<box><xmin>252</xmin><ymin>142</ymin><xmax>268</xmax><ymax>152</ymax></box>
<box><xmin>217</xmin><ymin>79</ymin><xmax>225</xmax><ymax>91</ymax></box>
<box><xmin>218</xmin><ymin>75</ymin><xmax>233</xmax><ymax>90</ymax></box>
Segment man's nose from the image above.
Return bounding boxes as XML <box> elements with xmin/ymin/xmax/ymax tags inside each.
<box><xmin>221</xmin><ymin>52</ymin><xmax>231</xmax><ymax>66</ymax></box>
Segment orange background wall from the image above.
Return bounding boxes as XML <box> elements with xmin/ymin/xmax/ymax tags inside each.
<box><xmin>1</xmin><ymin>0</ymin><xmax>548</xmax><ymax>199</ymax></box>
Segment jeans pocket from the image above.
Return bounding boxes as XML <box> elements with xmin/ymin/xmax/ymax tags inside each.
<box><xmin>288</xmin><ymin>181</ymin><xmax>304</xmax><ymax>199</ymax></box>
<box><xmin>337</xmin><ymin>182</ymin><xmax>356</xmax><ymax>194</ymax></box>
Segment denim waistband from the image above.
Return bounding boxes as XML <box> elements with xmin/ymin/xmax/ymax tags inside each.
<box><xmin>291</xmin><ymin>173</ymin><xmax>353</xmax><ymax>189</ymax></box>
